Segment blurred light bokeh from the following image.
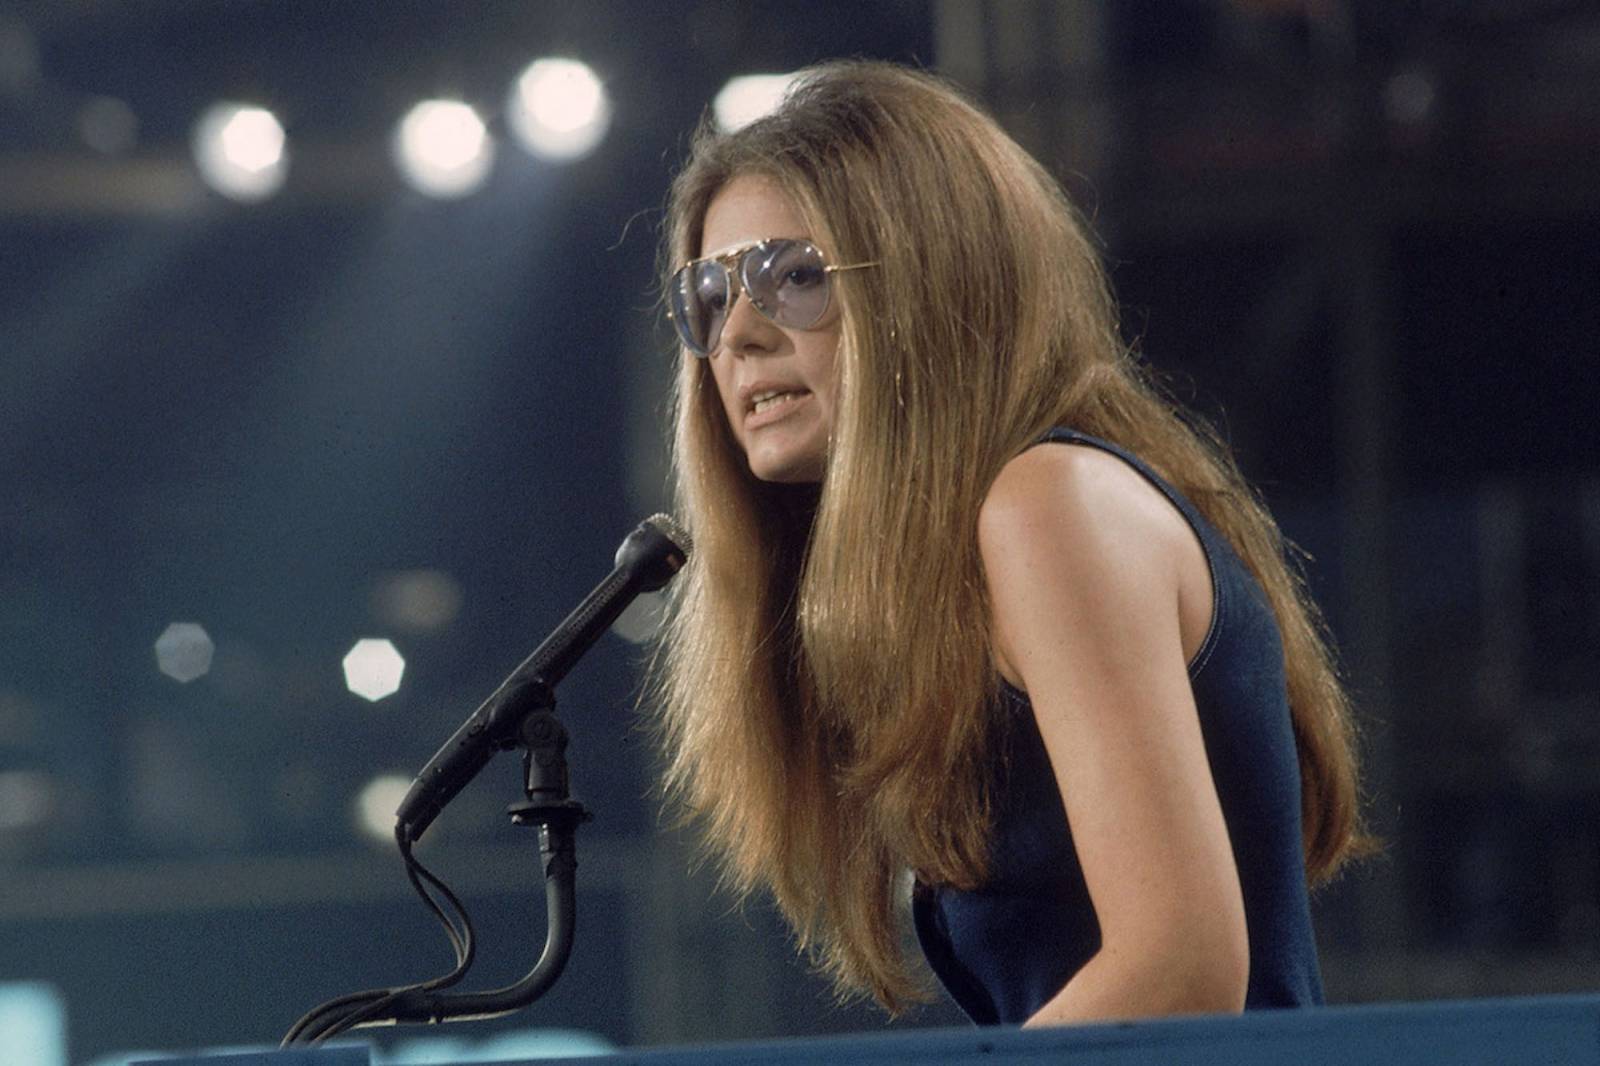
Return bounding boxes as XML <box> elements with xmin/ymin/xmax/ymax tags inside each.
<box><xmin>508</xmin><ymin>58</ymin><xmax>612</xmax><ymax>162</ymax></box>
<box><xmin>0</xmin><ymin>982</ymin><xmax>66</xmax><ymax>1066</ymax></box>
<box><xmin>153</xmin><ymin>622</ymin><xmax>214</xmax><ymax>684</ymax></box>
<box><xmin>354</xmin><ymin>773</ymin><xmax>413</xmax><ymax>844</ymax></box>
<box><xmin>342</xmin><ymin>638</ymin><xmax>406</xmax><ymax>702</ymax></box>
<box><xmin>712</xmin><ymin>74</ymin><xmax>799</xmax><ymax>133</ymax></box>
<box><xmin>393</xmin><ymin>99</ymin><xmax>495</xmax><ymax>199</ymax></box>
<box><xmin>191</xmin><ymin>102</ymin><xmax>288</xmax><ymax>202</ymax></box>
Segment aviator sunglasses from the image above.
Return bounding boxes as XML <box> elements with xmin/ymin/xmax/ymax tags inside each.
<box><xmin>668</xmin><ymin>238</ymin><xmax>877</xmax><ymax>357</ymax></box>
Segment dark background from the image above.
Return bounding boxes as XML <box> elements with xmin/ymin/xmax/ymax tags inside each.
<box><xmin>0</xmin><ymin>2</ymin><xmax>1597</xmax><ymax>1063</ymax></box>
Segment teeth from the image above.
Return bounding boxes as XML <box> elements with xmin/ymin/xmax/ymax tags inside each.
<box><xmin>752</xmin><ymin>390</ymin><xmax>801</xmax><ymax>414</ymax></box>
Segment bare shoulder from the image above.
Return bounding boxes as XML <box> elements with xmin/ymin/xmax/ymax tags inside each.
<box><xmin>977</xmin><ymin>442</ymin><xmax>1192</xmax><ymax>568</ymax></box>
<box><xmin>977</xmin><ymin>441</ymin><xmax>1209</xmax><ymax>688</ymax></box>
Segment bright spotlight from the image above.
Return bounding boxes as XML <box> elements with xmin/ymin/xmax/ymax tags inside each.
<box><xmin>154</xmin><ymin>622</ymin><xmax>214</xmax><ymax>683</ymax></box>
<box><xmin>394</xmin><ymin>99</ymin><xmax>494</xmax><ymax>198</ymax></box>
<box><xmin>372</xmin><ymin>569</ymin><xmax>463</xmax><ymax>634</ymax></box>
<box><xmin>354</xmin><ymin>773</ymin><xmax>413</xmax><ymax>843</ymax></box>
<box><xmin>713</xmin><ymin>73</ymin><xmax>798</xmax><ymax>134</ymax></box>
<box><xmin>0</xmin><ymin>771</ymin><xmax>55</xmax><ymax>832</ymax></box>
<box><xmin>192</xmin><ymin>102</ymin><xmax>288</xmax><ymax>202</ymax></box>
<box><xmin>508</xmin><ymin>58</ymin><xmax>611</xmax><ymax>161</ymax></box>
<box><xmin>342</xmin><ymin>638</ymin><xmax>406</xmax><ymax>702</ymax></box>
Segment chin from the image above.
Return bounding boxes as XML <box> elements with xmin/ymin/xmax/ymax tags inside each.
<box><xmin>748</xmin><ymin>459</ymin><xmax>824</xmax><ymax>484</ymax></box>
<box><xmin>738</xmin><ymin>420</ymin><xmax>829</xmax><ymax>483</ymax></box>
<box><xmin>746</xmin><ymin>445</ymin><xmax>826</xmax><ymax>484</ymax></box>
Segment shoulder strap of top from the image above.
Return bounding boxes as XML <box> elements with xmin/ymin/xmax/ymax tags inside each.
<box><xmin>1032</xmin><ymin>427</ymin><xmax>1226</xmax><ymax>678</ymax></box>
<box><xmin>1033</xmin><ymin>427</ymin><xmax>1212</xmax><ymax>543</ymax></box>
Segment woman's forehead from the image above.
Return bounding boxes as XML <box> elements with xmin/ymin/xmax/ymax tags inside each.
<box><xmin>699</xmin><ymin>175</ymin><xmax>811</xmax><ymax>255</ymax></box>
<box><xmin>698</xmin><ymin>237</ymin><xmax>763</xmax><ymax>260</ymax></box>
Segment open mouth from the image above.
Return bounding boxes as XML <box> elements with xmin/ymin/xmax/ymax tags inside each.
<box><xmin>749</xmin><ymin>389</ymin><xmax>808</xmax><ymax>415</ymax></box>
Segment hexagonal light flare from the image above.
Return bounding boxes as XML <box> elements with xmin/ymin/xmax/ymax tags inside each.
<box><xmin>0</xmin><ymin>770</ymin><xmax>56</xmax><ymax>832</ymax></box>
<box><xmin>372</xmin><ymin>569</ymin><xmax>463</xmax><ymax>634</ymax></box>
<box><xmin>79</xmin><ymin>95</ymin><xmax>139</xmax><ymax>155</ymax></box>
<box><xmin>354</xmin><ymin>773</ymin><xmax>413</xmax><ymax>843</ymax></box>
<box><xmin>713</xmin><ymin>73</ymin><xmax>799</xmax><ymax>134</ymax></box>
<box><xmin>192</xmin><ymin>102</ymin><xmax>288</xmax><ymax>202</ymax></box>
<box><xmin>342</xmin><ymin>638</ymin><xmax>406</xmax><ymax>702</ymax></box>
<box><xmin>154</xmin><ymin>622</ymin><xmax>215</xmax><ymax>683</ymax></box>
<box><xmin>394</xmin><ymin>99</ymin><xmax>494</xmax><ymax>198</ymax></box>
<box><xmin>507</xmin><ymin>57</ymin><xmax>611</xmax><ymax>161</ymax></box>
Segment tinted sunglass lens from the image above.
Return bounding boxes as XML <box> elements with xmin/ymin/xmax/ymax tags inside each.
<box><xmin>671</xmin><ymin>262</ymin><xmax>732</xmax><ymax>354</ymax></box>
<box><xmin>745</xmin><ymin>240</ymin><xmax>831</xmax><ymax>329</ymax></box>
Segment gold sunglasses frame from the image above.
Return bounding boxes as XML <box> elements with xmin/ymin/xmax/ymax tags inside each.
<box><xmin>669</xmin><ymin>238</ymin><xmax>878</xmax><ymax>356</ymax></box>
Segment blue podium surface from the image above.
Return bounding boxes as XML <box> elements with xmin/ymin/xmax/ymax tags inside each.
<box><xmin>138</xmin><ymin>994</ymin><xmax>1600</xmax><ymax>1065</ymax></box>
<box><xmin>133</xmin><ymin>1049</ymin><xmax>369</xmax><ymax>1066</ymax></box>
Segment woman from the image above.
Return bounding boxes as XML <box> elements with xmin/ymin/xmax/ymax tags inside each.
<box><xmin>650</xmin><ymin>60</ymin><xmax>1370</xmax><ymax>1027</ymax></box>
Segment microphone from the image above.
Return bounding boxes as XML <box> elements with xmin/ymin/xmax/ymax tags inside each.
<box><xmin>396</xmin><ymin>513</ymin><xmax>691</xmax><ymax>842</ymax></box>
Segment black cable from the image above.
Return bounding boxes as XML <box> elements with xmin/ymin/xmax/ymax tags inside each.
<box><xmin>289</xmin><ymin>832</ymin><xmax>475</xmax><ymax>1044</ymax></box>
<box><xmin>281</xmin><ymin>828</ymin><xmax>477</xmax><ymax>1047</ymax></box>
<box><xmin>285</xmin><ymin>847</ymin><xmax>474</xmax><ymax>1045</ymax></box>
<box><xmin>398</xmin><ymin>833</ymin><xmax>474</xmax><ymax>969</ymax></box>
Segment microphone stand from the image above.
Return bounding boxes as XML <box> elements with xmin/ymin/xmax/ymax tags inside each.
<box><xmin>376</xmin><ymin>677</ymin><xmax>590</xmax><ymax>1025</ymax></box>
<box><xmin>288</xmin><ymin>514</ymin><xmax>690</xmax><ymax>1044</ymax></box>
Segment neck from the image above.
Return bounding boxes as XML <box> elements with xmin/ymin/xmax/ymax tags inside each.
<box><xmin>757</xmin><ymin>480</ymin><xmax>822</xmax><ymax>568</ymax></box>
<box><xmin>772</xmin><ymin>481</ymin><xmax>822</xmax><ymax>526</ymax></box>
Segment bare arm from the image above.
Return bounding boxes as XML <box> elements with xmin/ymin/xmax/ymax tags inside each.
<box><xmin>977</xmin><ymin>444</ymin><xmax>1249</xmax><ymax>1026</ymax></box>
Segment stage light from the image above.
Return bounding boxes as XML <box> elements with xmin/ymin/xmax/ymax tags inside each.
<box><xmin>1385</xmin><ymin>69</ymin><xmax>1436</xmax><ymax>125</ymax></box>
<box><xmin>507</xmin><ymin>57</ymin><xmax>611</xmax><ymax>161</ymax></box>
<box><xmin>0</xmin><ymin>21</ymin><xmax>41</xmax><ymax>95</ymax></box>
<box><xmin>78</xmin><ymin>95</ymin><xmax>138</xmax><ymax>155</ymax></box>
<box><xmin>0</xmin><ymin>771</ymin><xmax>54</xmax><ymax>832</ymax></box>
<box><xmin>0</xmin><ymin>688</ymin><xmax>37</xmax><ymax>746</ymax></box>
<box><xmin>154</xmin><ymin>622</ymin><xmax>214</xmax><ymax>683</ymax></box>
<box><xmin>394</xmin><ymin>99</ymin><xmax>494</xmax><ymax>198</ymax></box>
<box><xmin>713</xmin><ymin>73</ymin><xmax>797</xmax><ymax>133</ymax></box>
<box><xmin>342</xmin><ymin>638</ymin><xmax>405</xmax><ymax>701</ymax></box>
<box><xmin>192</xmin><ymin>102</ymin><xmax>288</xmax><ymax>202</ymax></box>
<box><xmin>354</xmin><ymin>773</ymin><xmax>412</xmax><ymax>843</ymax></box>
<box><xmin>0</xmin><ymin>982</ymin><xmax>65</xmax><ymax>1066</ymax></box>
<box><xmin>372</xmin><ymin>569</ymin><xmax>463</xmax><ymax>634</ymax></box>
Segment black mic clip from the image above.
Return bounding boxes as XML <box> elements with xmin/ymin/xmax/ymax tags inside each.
<box><xmin>503</xmin><ymin>687</ymin><xmax>591</xmax><ymax>862</ymax></box>
<box><xmin>480</xmin><ymin>675</ymin><xmax>557</xmax><ymax>757</ymax></box>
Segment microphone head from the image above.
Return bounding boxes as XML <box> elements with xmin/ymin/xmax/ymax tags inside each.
<box><xmin>645</xmin><ymin>512</ymin><xmax>692</xmax><ymax>554</ymax></box>
<box><xmin>614</xmin><ymin>513</ymin><xmax>692</xmax><ymax>591</ymax></box>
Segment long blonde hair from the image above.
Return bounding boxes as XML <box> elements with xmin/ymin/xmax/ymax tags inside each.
<box><xmin>650</xmin><ymin>61</ymin><xmax>1370</xmax><ymax>1012</ymax></box>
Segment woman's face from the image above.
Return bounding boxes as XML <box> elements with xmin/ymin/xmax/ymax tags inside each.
<box><xmin>698</xmin><ymin>174</ymin><xmax>841</xmax><ymax>484</ymax></box>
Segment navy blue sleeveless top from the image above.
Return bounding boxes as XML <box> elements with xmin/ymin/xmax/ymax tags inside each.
<box><xmin>912</xmin><ymin>428</ymin><xmax>1323</xmax><ymax>1025</ymax></box>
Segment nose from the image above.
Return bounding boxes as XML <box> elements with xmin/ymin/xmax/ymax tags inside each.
<box><xmin>716</xmin><ymin>286</ymin><xmax>781</xmax><ymax>356</ymax></box>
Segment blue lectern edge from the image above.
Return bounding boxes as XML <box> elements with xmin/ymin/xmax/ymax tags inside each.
<box><xmin>524</xmin><ymin>992</ymin><xmax>1600</xmax><ymax>1065</ymax></box>
<box><xmin>123</xmin><ymin>992</ymin><xmax>1600</xmax><ymax>1065</ymax></box>
<box><xmin>130</xmin><ymin>1045</ymin><xmax>370</xmax><ymax>1066</ymax></box>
